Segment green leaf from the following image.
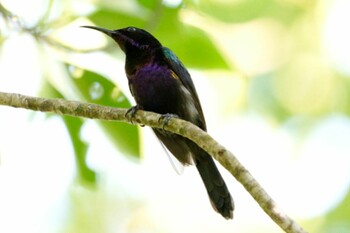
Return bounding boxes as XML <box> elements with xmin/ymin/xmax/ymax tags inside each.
<box><xmin>63</xmin><ymin>115</ymin><xmax>96</xmax><ymax>184</ymax></box>
<box><xmin>194</xmin><ymin>0</ymin><xmax>272</xmax><ymax>23</ymax></box>
<box><xmin>88</xmin><ymin>8</ymin><xmax>146</xmax><ymax>30</ymax></box>
<box><xmin>39</xmin><ymin>80</ymin><xmax>96</xmax><ymax>184</ymax></box>
<box><xmin>154</xmin><ymin>7</ymin><xmax>229</xmax><ymax>69</ymax></box>
<box><xmin>191</xmin><ymin>0</ymin><xmax>303</xmax><ymax>24</ymax></box>
<box><xmin>137</xmin><ymin>0</ymin><xmax>160</xmax><ymax>9</ymax></box>
<box><xmin>67</xmin><ymin>66</ymin><xmax>140</xmax><ymax>158</ymax></box>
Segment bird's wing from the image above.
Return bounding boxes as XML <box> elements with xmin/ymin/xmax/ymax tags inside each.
<box><xmin>162</xmin><ymin>47</ymin><xmax>206</xmax><ymax>130</ymax></box>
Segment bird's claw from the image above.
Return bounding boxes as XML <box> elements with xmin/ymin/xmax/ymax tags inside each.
<box><xmin>126</xmin><ymin>105</ymin><xmax>143</xmax><ymax>126</ymax></box>
<box><xmin>159</xmin><ymin>113</ymin><xmax>179</xmax><ymax>130</ymax></box>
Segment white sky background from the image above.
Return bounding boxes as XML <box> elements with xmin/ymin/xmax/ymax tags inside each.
<box><xmin>1</xmin><ymin>0</ymin><xmax>350</xmax><ymax>232</ymax></box>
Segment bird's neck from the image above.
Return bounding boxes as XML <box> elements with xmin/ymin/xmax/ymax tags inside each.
<box><xmin>125</xmin><ymin>48</ymin><xmax>164</xmax><ymax>76</ymax></box>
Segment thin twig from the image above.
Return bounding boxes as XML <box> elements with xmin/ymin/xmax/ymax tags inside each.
<box><xmin>0</xmin><ymin>91</ymin><xmax>308</xmax><ymax>233</ymax></box>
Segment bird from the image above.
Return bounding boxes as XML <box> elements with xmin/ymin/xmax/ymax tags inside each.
<box><xmin>82</xmin><ymin>25</ymin><xmax>234</xmax><ymax>219</ymax></box>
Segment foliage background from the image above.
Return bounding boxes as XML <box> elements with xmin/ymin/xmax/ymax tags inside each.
<box><xmin>1</xmin><ymin>0</ymin><xmax>350</xmax><ymax>232</ymax></box>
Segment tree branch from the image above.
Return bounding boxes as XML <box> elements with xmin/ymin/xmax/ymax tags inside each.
<box><xmin>0</xmin><ymin>91</ymin><xmax>307</xmax><ymax>233</ymax></box>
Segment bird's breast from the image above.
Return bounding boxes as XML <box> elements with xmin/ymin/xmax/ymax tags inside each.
<box><xmin>128</xmin><ymin>64</ymin><xmax>198</xmax><ymax>122</ymax></box>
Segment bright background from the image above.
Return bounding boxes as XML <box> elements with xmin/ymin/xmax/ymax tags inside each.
<box><xmin>1</xmin><ymin>0</ymin><xmax>350</xmax><ymax>232</ymax></box>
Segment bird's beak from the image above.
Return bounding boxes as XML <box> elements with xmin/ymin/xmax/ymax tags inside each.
<box><xmin>81</xmin><ymin>25</ymin><xmax>127</xmax><ymax>52</ymax></box>
<box><xmin>81</xmin><ymin>25</ymin><xmax>115</xmax><ymax>37</ymax></box>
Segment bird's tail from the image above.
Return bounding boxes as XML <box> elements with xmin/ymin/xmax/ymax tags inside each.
<box><xmin>195</xmin><ymin>150</ymin><xmax>234</xmax><ymax>219</ymax></box>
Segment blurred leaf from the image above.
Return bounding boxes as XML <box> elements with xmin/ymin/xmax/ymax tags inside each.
<box><xmin>67</xmin><ymin>66</ymin><xmax>140</xmax><ymax>158</ymax></box>
<box><xmin>193</xmin><ymin>0</ymin><xmax>272</xmax><ymax>22</ymax></box>
<box><xmin>137</xmin><ymin>0</ymin><xmax>160</xmax><ymax>9</ymax></box>
<box><xmin>264</xmin><ymin>1</ymin><xmax>305</xmax><ymax>25</ymax></box>
<box><xmin>0</xmin><ymin>35</ymin><xmax>4</xmax><ymax>45</ymax></box>
<box><xmin>63</xmin><ymin>115</ymin><xmax>96</xmax><ymax>184</ymax></box>
<box><xmin>39</xmin><ymin>77</ymin><xmax>64</xmax><ymax>99</ymax></box>
<box><xmin>319</xmin><ymin>187</ymin><xmax>350</xmax><ymax>232</ymax></box>
<box><xmin>155</xmin><ymin>7</ymin><xmax>229</xmax><ymax>69</ymax></box>
<box><xmin>88</xmin><ymin>8</ymin><xmax>146</xmax><ymax>30</ymax></box>
<box><xmin>248</xmin><ymin>73</ymin><xmax>289</xmax><ymax>122</ymax></box>
<box><xmin>273</xmin><ymin>57</ymin><xmax>337</xmax><ymax>116</ymax></box>
<box><xmin>40</xmin><ymin>80</ymin><xmax>96</xmax><ymax>184</ymax></box>
<box><xmin>336</xmin><ymin>75</ymin><xmax>350</xmax><ymax>116</ymax></box>
<box><xmin>191</xmin><ymin>0</ymin><xmax>303</xmax><ymax>24</ymax></box>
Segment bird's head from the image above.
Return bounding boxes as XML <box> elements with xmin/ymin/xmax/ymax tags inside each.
<box><xmin>82</xmin><ymin>26</ymin><xmax>162</xmax><ymax>54</ymax></box>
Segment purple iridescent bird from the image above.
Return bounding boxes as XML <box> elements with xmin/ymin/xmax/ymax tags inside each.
<box><xmin>82</xmin><ymin>26</ymin><xmax>234</xmax><ymax>219</ymax></box>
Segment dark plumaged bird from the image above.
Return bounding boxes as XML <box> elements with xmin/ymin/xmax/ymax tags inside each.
<box><xmin>82</xmin><ymin>25</ymin><xmax>234</xmax><ymax>219</ymax></box>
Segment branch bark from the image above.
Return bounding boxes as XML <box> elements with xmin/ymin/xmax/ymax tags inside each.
<box><xmin>0</xmin><ymin>91</ymin><xmax>307</xmax><ymax>233</ymax></box>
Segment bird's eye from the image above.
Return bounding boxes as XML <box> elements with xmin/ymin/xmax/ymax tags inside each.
<box><xmin>127</xmin><ymin>27</ymin><xmax>136</xmax><ymax>32</ymax></box>
<box><xmin>140</xmin><ymin>45</ymin><xmax>149</xmax><ymax>50</ymax></box>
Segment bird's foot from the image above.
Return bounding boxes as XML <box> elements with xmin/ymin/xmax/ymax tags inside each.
<box><xmin>159</xmin><ymin>113</ymin><xmax>179</xmax><ymax>130</ymax></box>
<box><xmin>125</xmin><ymin>105</ymin><xmax>144</xmax><ymax>126</ymax></box>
